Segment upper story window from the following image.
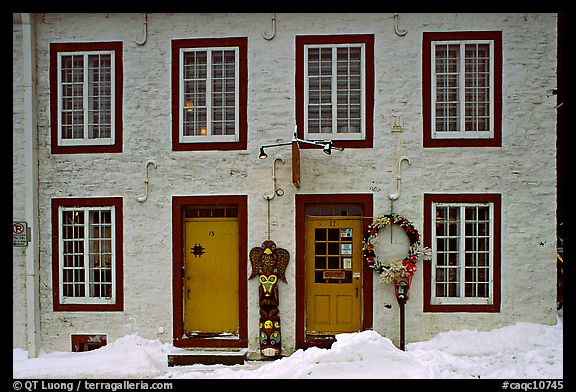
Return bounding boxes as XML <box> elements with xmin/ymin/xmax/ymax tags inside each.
<box><xmin>52</xmin><ymin>197</ymin><xmax>123</xmax><ymax>311</ymax></box>
<box><xmin>423</xmin><ymin>194</ymin><xmax>501</xmax><ymax>312</ymax></box>
<box><xmin>423</xmin><ymin>32</ymin><xmax>502</xmax><ymax>148</ymax></box>
<box><xmin>296</xmin><ymin>35</ymin><xmax>374</xmax><ymax>149</ymax></box>
<box><xmin>172</xmin><ymin>37</ymin><xmax>247</xmax><ymax>151</ymax></box>
<box><xmin>50</xmin><ymin>42</ymin><xmax>123</xmax><ymax>154</ymax></box>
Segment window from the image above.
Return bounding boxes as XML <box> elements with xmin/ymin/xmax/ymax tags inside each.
<box><xmin>52</xmin><ymin>197</ymin><xmax>123</xmax><ymax>311</ymax></box>
<box><xmin>50</xmin><ymin>42</ymin><xmax>123</xmax><ymax>154</ymax></box>
<box><xmin>423</xmin><ymin>32</ymin><xmax>502</xmax><ymax>147</ymax></box>
<box><xmin>172</xmin><ymin>38</ymin><xmax>247</xmax><ymax>151</ymax></box>
<box><xmin>71</xmin><ymin>334</ymin><xmax>107</xmax><ymax>352</ymax></box>
<box><xmin>423</xmin><ymin>194</ymin><xmax>501</xmax><ymax>312</ymax></box>
<box><xmin>296</xmin><ymin>35</ymin><xmax>374</xmax><ymax>149</ymax></box>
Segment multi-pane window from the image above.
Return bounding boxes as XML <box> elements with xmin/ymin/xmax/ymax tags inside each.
<box><xmin>180</xmin><ymin>48</ymin><xmax>239</xmax><ymax>141</ymax></box>
<box><xmin>296</xmin><ymin>34</ymin><xmax>374</xmax><ymax>149</ymax></box>
<box><xmin>313</xmin><ymin>227</ymin><xmax>355</xmax><ymax>284</ymax></box>
<box><xmin>59</xmin><ymin>206</ymin><xmax>115</xmax><ymax>304</ymax></box>
<box><xmin>58</xmin><ymin>52</ymin><xmax>114</xmax><ymax>143</ymax></box>
<box><xmin>52</xmin><ymin>197</ymin><xmax>123</xmax><ymax>311</ymax></box>
<box><xmin>432</xmin><ymin>41</ymin><xmax>493</xmax><ymax>137</ymax></box>
<box><xmin>431</xmin><ymin>203</ymin><xmax>494</xmax><ymax>305</ymax></box>
<box><xmin>50</xmin><ymin>42</ymin><xmax>123</xmax><ymax>154</ymax></box>
<box><xmin>423</xmin><ymin>32</ymin><xmax>501</xmax><ymax>148</ymax></box>
<box><xmin>304</xmin><ymin>44</ymin><xmax>364</xmax><ymax>140</ymax></box>
<box><xmin>172</xmin><ymin>37</ymin><xmax>247</xmax><ymax>151</ymax></box>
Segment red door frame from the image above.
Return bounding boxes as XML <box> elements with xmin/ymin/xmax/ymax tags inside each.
<box><xmin>295</xmin><ymin>193</ymin><xmax>373</xmax><ymax>349</ymax></box>
<box><xmin>172</xmin><ymin>195</ymin><xmax>248</xmax><ymax>348</ymax></box>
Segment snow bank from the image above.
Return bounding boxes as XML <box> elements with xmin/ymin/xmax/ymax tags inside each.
<box><xmin>13</xmin><ymin>335</ymin><xmax>175</xmax><ymax>379</ymax></box>
<box><xmin>167</xmin><ymin>330</ymin><xmax>433</xmax><ymax>379</ymax></box>
<box><xmin>406</xmin><ymin>317</ymin><xmax>564</xmax><ymax>379</ymax></box>
<box><xmin>13</xmin><ymin>318</ymin><xmax>563</xmax><ymax>379</ymax></box>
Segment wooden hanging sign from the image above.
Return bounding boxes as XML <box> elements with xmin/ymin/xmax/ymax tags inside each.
<box><xmin>291</xmin><ymin>140</ymin><xmax>301</xmax><ymax>188</ymax></box>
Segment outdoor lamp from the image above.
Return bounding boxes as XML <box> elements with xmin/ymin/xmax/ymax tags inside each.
<box><xmin>259</xmin><ymin>146</ymin><xmax>268</xmax><ymax>159</ymax></box>
<box><xmin>258</xmin><ymin>132</ymin><xmax>343</xmax><ymax>160</ymax></box>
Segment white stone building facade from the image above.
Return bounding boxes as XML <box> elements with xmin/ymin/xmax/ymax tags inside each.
<box><xmin>13</xmin><ymin>13</ymin><xmax>558</xmax><ymax>359</ymax></box>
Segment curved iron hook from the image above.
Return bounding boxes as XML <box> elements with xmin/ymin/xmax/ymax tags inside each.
<box><xmin>393</xmin><ymin>13</ymin><xmax>407</xmax><ymax>37</ymax></box>
<box><xmin>137</xmin><ymin>159</ymin><xmax>157</xmax><ymax>203</ymax></box>
<box><xmin>135</xmin><ymin>13</ymin><xmax>148</xmax><ymax>46</ymax></box>
<box><xmin>263</xmin><ymin>156</ymin><xmax>285</xmax><ymax>200</ymax></box>
<box><xmin>263</xmin><ymin>13</ymin><xmax>276</xmax><ymax>40</ymax></box>
<box><xmin>388</xmin><ymin>155</ymin><xmax>411</xmax><ymax>201</ymax></box>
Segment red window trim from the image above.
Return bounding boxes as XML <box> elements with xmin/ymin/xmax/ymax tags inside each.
<box><xmin>171</xmin><ymin>37</ymin><xmax>248</xmax><ymax>152</ymax></box>
<box><xmin>50</xmin><ymin>41</ymin><xmax>123</xmax><ymax>154</ymax></box>
<box><xmin>423</xmin><ymin>193</ymin><xmax>501</xmax><ymax>312</ymax></box>
<box><xmin>294</xmin><ymin>193</ymin><xmax>373</xmax><ymax>349</ymax></box>
<box><xmin>171</xmin><ymin>195</ymin><xmax>248</xmax><ymax>348</ymax></box>
<box><xmin>422</xmin><ymin>31</ymin><xmax>502</xmax><ymax>148</ymax></box>
<box><xmin>295</xmin><ymin>34</ymin><xmax>374</xmax><ymax>149</ymax></box>
<box><xmin>51</xmin><ymin>197</ymin><xmax>124</xmax><ymax>312</ymax></box>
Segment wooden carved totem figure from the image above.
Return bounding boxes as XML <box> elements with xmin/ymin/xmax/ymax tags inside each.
<box><xmin>249</xmin><ymin>240</ymin><xmax>290</xmax><ymax>357</ymax></box>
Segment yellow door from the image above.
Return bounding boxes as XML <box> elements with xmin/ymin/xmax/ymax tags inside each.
<box><xmin>305</xmin><ymin>217</ymin><xmax>362</xmax><ymax>335</ymax></box>
<box><xmin>184</xmin><ymin>217</ymin><xmax>239</xmax><ymax>335</ymax></box>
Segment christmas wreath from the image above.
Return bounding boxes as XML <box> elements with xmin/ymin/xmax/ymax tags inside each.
<box><xmin>363</xmin><ymin>213</ymin><xmax>430</xmax><ymax>284</ymax></box>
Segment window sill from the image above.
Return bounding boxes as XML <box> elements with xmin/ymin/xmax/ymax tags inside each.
<box><xmin>51</xmin><ymin>143</ymin><xmax>122</xmax><ymax>154</ymax></box>
<box><xmin>172</xmin><ymin>139</ymin><xmax>247</xmax><ymax>151</ymax></box>
<box><xmin>53</xmin><ymin>302</ymin><xmax>123</xmax><ymax>312</ymax></box>
<box><xmin>424</xmin><ymin>137</ymin><xmax>501</xmax><ymax>148</ymax></box>
<box><xmin>423</xmin><ymin>303</ymin><xmax>500</xmax><ymax>312</ymax></box>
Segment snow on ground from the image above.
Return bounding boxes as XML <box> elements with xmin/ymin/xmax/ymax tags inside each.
<box><xmin>13</xmin><ymin>316</ymin><xmax>563</xmax><ymax>379</ymax></box>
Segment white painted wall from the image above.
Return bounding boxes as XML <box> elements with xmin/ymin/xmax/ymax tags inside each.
<box><xmin>13</xmin><ymin>16</ymin><xmax>29</xmax><ymax>351</ymax></box>
<box><xmin>13</xmin><ymin>13</ymin><xmax>557</xmax><ymax>356</ymax></box>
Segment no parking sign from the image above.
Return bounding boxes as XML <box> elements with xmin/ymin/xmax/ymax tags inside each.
<box><xmin>13</xmin><ymin>221</ymin><xmax>29</xmax><ymax>247</ymax></box>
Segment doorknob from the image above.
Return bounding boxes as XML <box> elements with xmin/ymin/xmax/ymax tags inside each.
<box><xmin>353</xmin><ymin>272</ymin><xmax>361</xmax><ymax>280</ymax></box>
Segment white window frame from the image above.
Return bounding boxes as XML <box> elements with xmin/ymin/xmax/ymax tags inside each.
<box><xmin>58</xmin><ymin>206</ymin><xmax>116</xmax><ymax>305</ymax></box>
<box><xmin>430</xmin><ymin>202</ymin><xmax>494</xmax><ymax>305</ymax></box>
<box><xmin>56</xmin><ymin>50</ymin><xmax>116</xmax><ymax>146</ymax></box>
<box><xmin>430</xmin><ymin>40</ymin><xmax>495</xmax><ymax>140</ymax></box>
<box><xmin>178</xmin><ymin>46</ymin><xmax>240</xmax><ymax>144</ymax></box>
<box><xmin>303</xmin><ymin>43</ymin><xmax>366</xmax><ymax>141</ymax></box>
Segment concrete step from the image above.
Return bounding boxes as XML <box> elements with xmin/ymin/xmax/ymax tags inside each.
<box><xmin>167</xmin><ymin>350</ymin><xmax>247</xmax><ymax>367</ymax></box>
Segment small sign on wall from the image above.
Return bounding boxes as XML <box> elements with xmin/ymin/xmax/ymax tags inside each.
<box><xmin>13</xmin><ymin>221</ymin><xmax>29</xmax><ymax>247</ymax></box>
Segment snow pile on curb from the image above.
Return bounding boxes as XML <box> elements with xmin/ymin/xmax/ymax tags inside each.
<box><xmin>13</xmin><ymin>335</ymin><xmax>174</xmax><ymax>379</ymax></box>
<box><xmin>406</xmin><ymin>317</ymin><xmax>563</xmax><ymax>379</ymax></box>
<box><xmin>13</xmin><ymin>317</ymin><xmax>562</xmax><ymax>379</ymax></box>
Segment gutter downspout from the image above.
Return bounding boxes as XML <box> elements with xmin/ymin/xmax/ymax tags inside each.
<box><xmin>21</xmin><ymin>12</ymin><xmax>41</xmax><ymax>359</ymax></box>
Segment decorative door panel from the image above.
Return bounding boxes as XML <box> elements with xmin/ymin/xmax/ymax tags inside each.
<box><xmin>184</xmin><ymin>217</ymin><xmax>239</xmax><ymax>335</ymax></box>
<box><xmin>305</xmin><ymin>217</ymin><xmax>362</xmax><ymax>335</ymax></box>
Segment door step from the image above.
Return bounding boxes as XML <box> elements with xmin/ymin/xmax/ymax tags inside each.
<box><xmin>167</xmin><ymin>350</ymin><xmax>247</xmax><ymax>367</ymax></box>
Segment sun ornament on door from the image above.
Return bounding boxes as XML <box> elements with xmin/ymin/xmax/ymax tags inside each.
<box><xmin>249</xmin><ymin>240</ymin><xmax>290</xmax><ymax>357</ymax></box>
<box><xmin>191</xmin><ymin>243</ymin><xmax>206</xmax><ymax>258</ymax></box>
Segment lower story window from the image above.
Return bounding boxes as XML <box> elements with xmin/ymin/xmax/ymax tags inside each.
<box><xmin>433</xmin><ymin>203</ymin><xmax>492</xmax><ymax>303</ymax></box>
<box><xmin>60</xmin><ymin>207</ymin><xmax>114</xmax><ymax>301</ymax></box>
<box><xmin>71</xmin><ymin>334</ymin><xmax>107</xmax><ymax>352</ymax></box>
<box><xmin>52</xmin><ymin>197</ymin><xmax>123</xmax><ymax>311</ymax></box>
<box><xmin>424</xmin><ymin>194</ymin><xmax>501</xmax><ymax>312</ymax></box>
